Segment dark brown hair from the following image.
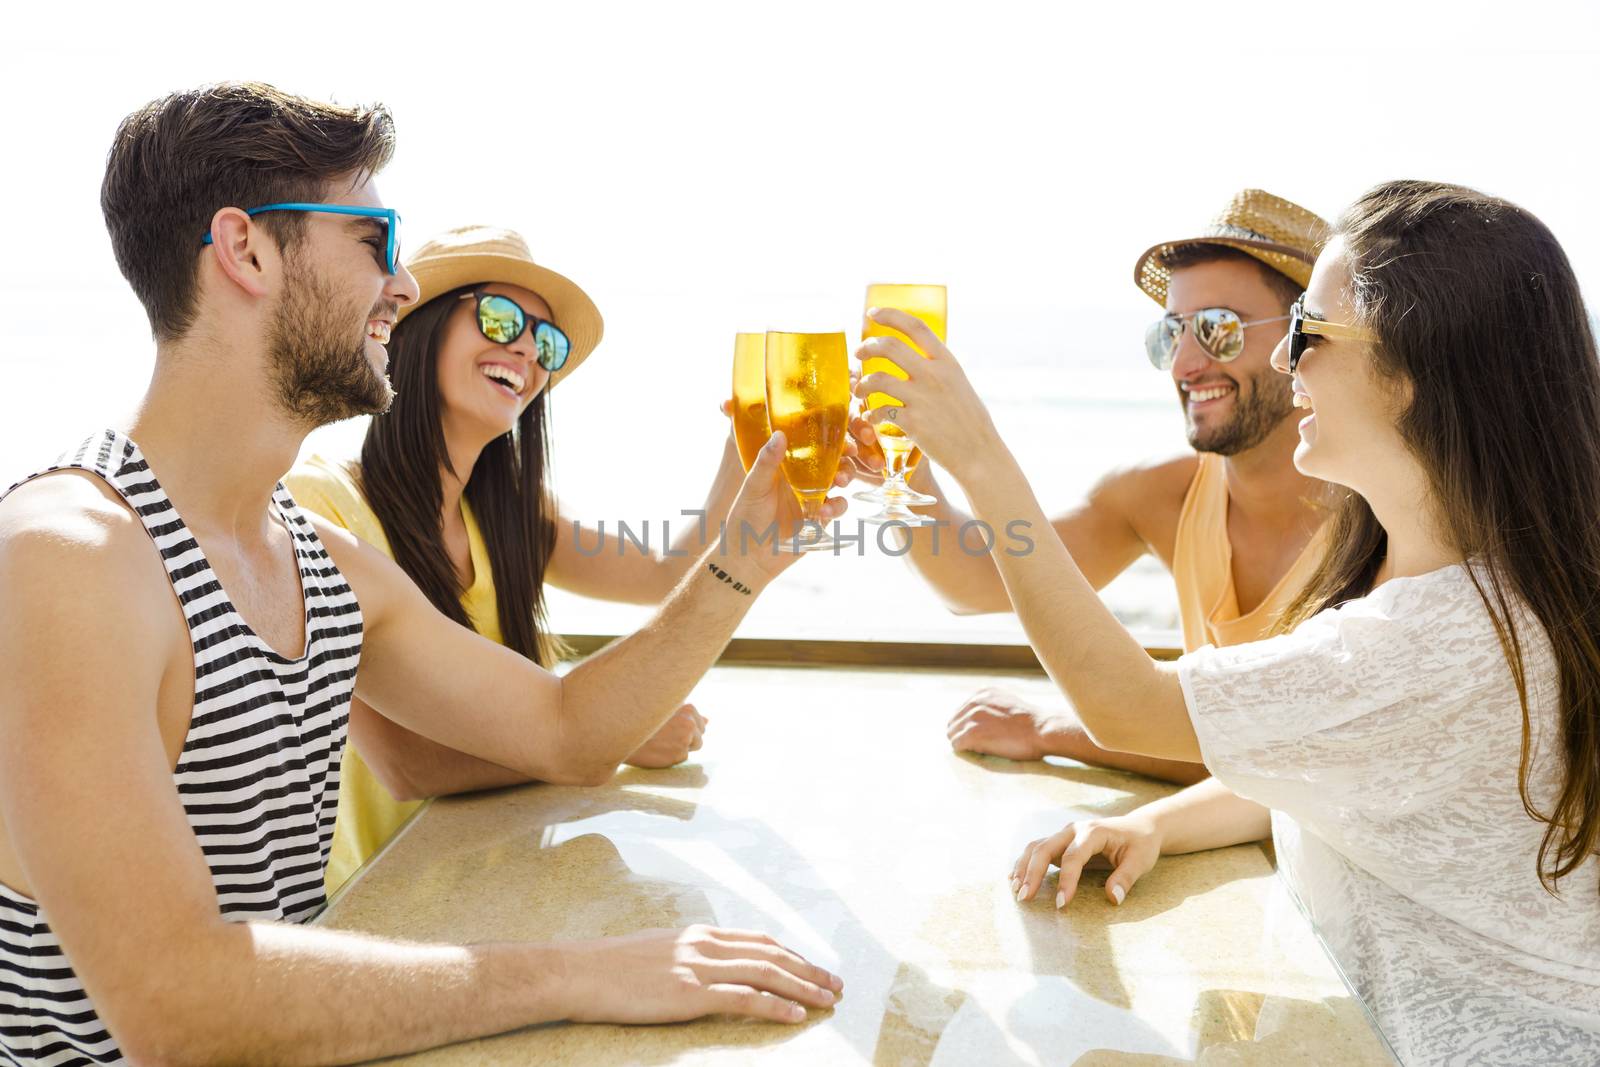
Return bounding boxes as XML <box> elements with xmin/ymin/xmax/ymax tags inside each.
<box><xmin>101</xmin><ymin>82</ymin><xmax>396</xmax><ymax>340</ymax></box>
<box><xmin>358</xmin><ymin>286</ymin><xmax>563</xmax><ymax>666</ymax></box>
<box><xmin>1159</xmin><ymin>243</ymin><xmax>1305</xmax><ymax>310</ymax></box>
<box><xmin>1280</xmin><ymin>180</ymin><xmax>1600</xmax><ymax>894</ymax></box>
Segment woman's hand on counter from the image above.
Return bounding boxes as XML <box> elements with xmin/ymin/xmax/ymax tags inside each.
<box><xmin>1010</xmin><ymin>813</ymin><xmax>1162</xmax><ymax>909</ymax></box>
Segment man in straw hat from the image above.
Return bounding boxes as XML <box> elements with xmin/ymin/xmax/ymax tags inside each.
<box><xmin>0</xmin><ymin>83</ymin><xmax>841</xmax><ymax>1066</ymax></box>
<box><xmin>852</xmin><ymin>189</ymin><xmax>1330</xmax><ymax>783</ymax></box>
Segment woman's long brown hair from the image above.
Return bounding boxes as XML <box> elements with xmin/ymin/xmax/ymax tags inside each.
<box><xmin>1279</xmin><ymin>181</ymin><xmax>1600</xmax><ymax>894</ymax></box>
<box><xmin>358</xmin><ymin>283</ymin><xmax>564</xmax><ymax>666</ymax></box>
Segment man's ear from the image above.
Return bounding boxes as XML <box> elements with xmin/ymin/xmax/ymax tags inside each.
<box><xmin>204</xmin><ymin>208</ymin><xmax>273</xmax><ymax>299</ymax></box>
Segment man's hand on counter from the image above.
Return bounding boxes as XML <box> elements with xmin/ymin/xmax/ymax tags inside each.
<box><xmin>557</xmin><ymin>925</ymin><xmax>843</xmax><ymax>1024</ymax></box>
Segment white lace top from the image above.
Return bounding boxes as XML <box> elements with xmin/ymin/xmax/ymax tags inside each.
<box><xmin>1179</xmin><ymin>563</ymin><xmax>1600</xmax><ymax>1066</ymax></box>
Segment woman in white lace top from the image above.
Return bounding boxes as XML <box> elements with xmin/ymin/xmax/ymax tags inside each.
<box><xmin>855</xmin><ymin>181</ymin><xmax>1600</xmax><ymax>1065</ymax></box>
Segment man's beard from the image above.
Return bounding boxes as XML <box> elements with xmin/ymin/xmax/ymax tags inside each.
<box><xmin>1183</xmin><ymin>367</ymin><xmax>1296</xmax><ymax>456</ymax></box>
<box><xmin>266</xmin><ymin>258</ymin><xmax>394</xmax><ymax>427</ymax></box>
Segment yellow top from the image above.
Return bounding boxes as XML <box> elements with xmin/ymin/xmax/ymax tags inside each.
<box><xmin>284</xmin><ymin>455</ymin><xmax>503</xmax><ymax>897</ymax></box>
<box><xmin>1171</xmin><ymin>452</ymin><xmax>1327</xmax><ymax>653</ymax></box>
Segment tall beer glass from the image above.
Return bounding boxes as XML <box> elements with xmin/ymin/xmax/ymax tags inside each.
<box><xmin>857</xmin><ymin>283</ymin><xmax>944</xmax><ymax>526</ymax></box>
<box><xmin>731</xmin><ymin>332</ymin><xmax>770</xmax><ymax>471</ymax></box>
<box><xmin>765</xmin><ymin>331</ymin><xmax>850</xmax><ymax>552</ymax></box>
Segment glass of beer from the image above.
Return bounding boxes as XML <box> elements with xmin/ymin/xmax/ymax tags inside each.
<box><xmin>857</xmin><ymin>283</ymin><xmax>944</xmax><ymax>526</ymax></box>
<box><xmin>731</xmin><ymin>332</ymin><xmax>770</xmax><ymax>471</ymax></box>
<box><xmin>765</xmin><ymin>331</ymin><xmax>850</xmax><ymax>552</ymax></box>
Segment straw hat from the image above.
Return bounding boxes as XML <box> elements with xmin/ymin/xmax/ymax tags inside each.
<box><xmin>399</xmin><ymin>224</ymin><xmax>604</xmax><ymax>387</ymax></box>
<box><xmin>1133</xmin><ymin>189</ymin><xmax>1330</xmax><ymax>306</ymax></box>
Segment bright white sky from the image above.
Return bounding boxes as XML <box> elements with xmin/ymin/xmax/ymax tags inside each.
<box><xmin>1</xmin><ymin>1</ymin><xmax>1597</xmax><ymax>637</ymax></box>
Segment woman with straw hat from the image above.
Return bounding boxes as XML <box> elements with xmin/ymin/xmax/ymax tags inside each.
<box><xmin>287</xmin><ymin>225</ymin><xmax>838</xmax><ymax>895</ymax></box>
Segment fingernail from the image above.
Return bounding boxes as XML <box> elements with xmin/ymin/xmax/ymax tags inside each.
<box><xmin>788</xmin><ymin>1002</ymin><xmax>806</xmax><ymax>1021</ymax></box>
<box><xmin>867</xmin><ymin>306</ymin><xmax>882</xmax><ymax>318</ymax></box>
<box><xmin>819</xmin><ymin>988</ymin><xmax>836</xmax><ymax>1005</ymax></box>
<box><xmin>1111</xmin><ymin>884</ymin><xmax>1126</xmax><ymax>906</ymax></box>
<box><xmin>831</xmin><ymin>974</ymin><xmax>844</xmax><ymax>992</ymax></box>
<box><xmin>1015</xmin><ymin>884</ymin><xmax>1027</xmax><ymax>902</ymax></box>
<box><xmin>1056</xmin><ymin>890</ymin><xmax>1066</xmax><ymax>909</ymax></box>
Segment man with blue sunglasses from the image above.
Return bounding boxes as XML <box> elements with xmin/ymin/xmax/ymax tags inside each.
<box><xmin>0</xmin><ymin>82</ymin><xmax>843</xmax><ymax>1065</ymax></box>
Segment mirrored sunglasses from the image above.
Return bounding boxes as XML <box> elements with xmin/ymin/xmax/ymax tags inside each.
<box><xmin>465</xmin><ymin>292</ymin><xmax>572</xmax><ymax>372</ymax></box>
<box><xmin>1145</xmin><ymin>307</ymin><xmax>1289</xmax><ymax>370</ymax></box>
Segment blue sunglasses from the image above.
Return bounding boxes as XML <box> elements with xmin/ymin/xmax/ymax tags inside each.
<box><xmin>200</xmin><ymin>203</ymin><xmax>402</xmax><ymax>274</ymax></box>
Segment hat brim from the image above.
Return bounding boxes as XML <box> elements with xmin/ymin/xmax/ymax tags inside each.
<box><xmin>399</xmin><ymin>252</ymin><xmax>604</xmax><ymax>388</ymax></box>
<box><xmin>1133</xmin><ymin>237</ymin><xmax>1316</xmax><ymax>307</ymax></box>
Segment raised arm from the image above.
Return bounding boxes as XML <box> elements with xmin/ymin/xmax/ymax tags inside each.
<box><xmin>0</xmin><ymin>474</ymin><xmax>838</xmax><ymax>1065</ymax></box>
<box><xmin>549</xmin><ymin>422</ymin><xmax>853</xmax><ymax>606</ymax></box>
<box><xmin>855</xmin><ymin>311</ymin><xmax>1197</xmax><ymax>761</ymax></box>
<box><xmin>847</xmin><ymin>419</ymin><xmax>1191</xmax><ymax>616</ymax></box>
<box><xmin>342</xmin><ymin>433</ymin><xmax>837</xmax><ymax>785</ymax></box>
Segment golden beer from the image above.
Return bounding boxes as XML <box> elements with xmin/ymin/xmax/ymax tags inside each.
<box><xmin>863</xmin><ymin>283</ymin><xmax>948</xmax><ymax>477</ymax></box>
<box><xmin>731</xmin><ymin>332</ymin><xmax>770</xmax><ymax>472</ymax></box>
<box><xmin>765</xmin><ymin>332</ymin><xmax>850</xmax><ymax>546</ymax></box>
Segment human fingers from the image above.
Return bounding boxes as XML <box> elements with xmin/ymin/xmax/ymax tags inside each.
<box><xmin>677</xmin><ymin>711</ymin><xmax>703</xmax><ymax>751</ymax></box>
<box><xmin>700</xmin><ymin>959</ymin><xmax>837</xmax><ymax>1012</ymax></box>
<box><xmin>947</xmin><ymin>694</ymin><xmax>990</xmax><ymax>734</ymax></box>
<box><xmin>696</xmin><ymin>932</ymin><xmax>843</xmax><ymax>994</ymax></box>
<box><xmin>865</xmin><ymin>307</ymin><xmax>952</xmax><ymax>360</ymax></box>
<box><xmin>736</xmin><ymin>432</ymin><xmax>787</xmax><ymax>505</ymax></box>
<box><xmin>948</xmin><ymin>723</ymin><xmax>977</xmax><ymax>752</ymax></box>
<box><xmin>1019</xmin><ymin>827</ymin><xmax>1073</xmax><ymax>902</ymax></box>
<box><xmin>855</xmin><ymin>370</ymin><xmax>927</xmax><ymax>418</ymax></box>
<box><xmin>1053</xmin><ymin>825</ymin><xmax>1116</xmax><ymax>909</ymax></box>
<box><xmin>862</xmin><ymin>400</ymin><xmax>924</xmax><ymax>438</ymax></box>
<box><xmin>1010</xmin><ymin>835</ymin><xmax>1046</xmax><ymax>897</ymax></box>
<box><xmin>853</xmin><ymin>335</ymin><xmax>923</xmax><ymax>379</ymax></box>
<box><xmin>701</xmin><ymin>984</ymin><xmax>808</xmax><ymax>1023</ymax></box>
<box><xmin>1102</xmin><ymin>854</ymin><xmax>1141</xmax><ymax>908</ymax></box>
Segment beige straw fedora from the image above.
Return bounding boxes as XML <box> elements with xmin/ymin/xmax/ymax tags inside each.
<box><xmin>399</xmin><ymin>224</ymin><xmax>604</xmax><ymax>387</ymax></box>
<box><xmin>1132</xmin><ymin>189</ymin><xmax>1330</xmax><ymax>306</ymax></box>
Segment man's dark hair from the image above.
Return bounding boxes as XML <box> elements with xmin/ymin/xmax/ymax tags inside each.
<box><xmin>1158</xmin><ymin>243</ymin><xmax>1304</xmax><ymax>311</ymax></box>
<box><xmin>101</xmin><ymin>82</ymin><xmax>396</xmax><ymax>340</ymax></box>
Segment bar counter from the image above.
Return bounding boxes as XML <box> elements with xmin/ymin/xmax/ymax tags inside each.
<box><xmin>317</xmin><ymin>664</ymin><xmax>1397</xmax><ymax>1065</ymax></box>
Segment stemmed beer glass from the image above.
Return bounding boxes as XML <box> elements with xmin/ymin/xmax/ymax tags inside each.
<box><xmin>856</xmin><ymin>283</ymin><xmax>945</xmax><ymax>526</ymax></box>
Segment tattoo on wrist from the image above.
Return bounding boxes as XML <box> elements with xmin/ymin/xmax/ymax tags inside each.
<box><xmin>706</xmin><ymin>562</ymin><xmax>754</xmax><ymax>596</ymax></box>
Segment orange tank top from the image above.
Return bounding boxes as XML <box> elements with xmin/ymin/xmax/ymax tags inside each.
<box><xmin>1171</xmin><ymin>453</ymin><xmax>1327</xmax><ymax>652</ymax></box>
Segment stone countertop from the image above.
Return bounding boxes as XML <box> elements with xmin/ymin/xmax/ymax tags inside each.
<box><xmin>317</xmin><ymin>665</ymin><xmax>1396</xmax><ymax>1065</ymax></box>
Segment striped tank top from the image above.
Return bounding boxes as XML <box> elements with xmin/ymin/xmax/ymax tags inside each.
<box><xmin>0</xmin><ymin>430</ymin><xmax>361</xmax><ymax>1065</ymax></box>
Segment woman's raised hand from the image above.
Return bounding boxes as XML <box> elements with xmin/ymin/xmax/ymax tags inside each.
<box><xmin>850</xmin><ymin>308</ymin><xmax>1004</xmax><ymax>487</ymax></box>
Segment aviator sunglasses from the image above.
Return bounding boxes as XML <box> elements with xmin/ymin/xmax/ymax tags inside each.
<box><xmin>1145</xmin><ymin>307</ymin><xmax>1289</xmax><ymax>370</ymax></box>
<box><xmin>200</xmin><ymin>203</ymin><xmax>402</xmax><ymax>275</ymax></box>
<box><xmin>461</xmin><ymin>292</ymin><xmax>572</xmax><ymax>373</ymax></box>
<box><xmin>1287</xmin><ymin>299</ymin><xmax>1377</xmax><ymax>374</ymax></box>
